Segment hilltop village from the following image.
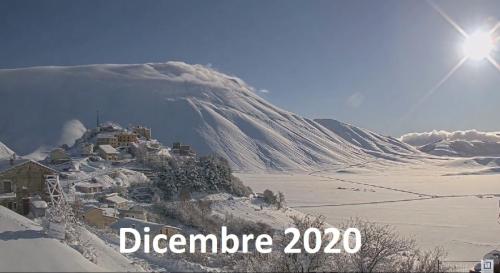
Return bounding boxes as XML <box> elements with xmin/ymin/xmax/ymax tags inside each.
<box><xmin>0</xmin><ymin>122</ymin><xmax>198</xmax><ymax>228</ymax></box>
<box><xmin>0</xmin><ymin>121</ymin><xmax>292</xmax><ymax>271</ymax></box>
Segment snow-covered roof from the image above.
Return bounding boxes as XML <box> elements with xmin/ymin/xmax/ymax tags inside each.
<box><xmin>0</xmin><ymin>158</ymin><xmax>58</xmax><ymax>174</ymax></box>
<box><xmin>97</xmin><ymin>132</ymin><xmax>117</xmax><ymax>139</ymax></box>
<box><xmin>101</xmin><ymin>207</ymin><xmax>119</xmax><ymax>218</ymax></box>
<box><xmin>82</xmin><ymin>203</ymin><xmax>98</xmax><ymax>211</ymax></box>
<box><xmin>98</xmin><ymin>145</ymin><xmax>119</xmax><ymax>154</ymax></box>
<box><xmin>75</xmin><ymin>181</ymin><xmax>104</xmax><ymax>188</ymax></box>
<box><xmin>31</xmin><ymin>200</ymin><xmax>48</xmax><ymax>209</ymax></box>
<box><xmin>105</xmin><ymin>194</ymin><xmax>128</xmax><ymax>204</ymax></box>
<box><xmin>0</xmin><ymin>158</ymin><xmax>29</xmax><ymax>173</ymax></box>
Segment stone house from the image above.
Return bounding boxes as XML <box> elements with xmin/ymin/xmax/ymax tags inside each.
<box><xmin>97</xmin><ymin>145</ymin><xmax>119</xmax><ymax>161</ymax></box>
<box><xmin>81</xmin><ymin>206</ymin><xmax>119</xmax><ymax>229</ymax></box>
<box><xmin>132</xmin><ymin>126</ymin><xmax>152</xmax><ymax>140</ymax></box>
<box><xmin>103</xmin><ymin>193</ymin><xmax>129</xmax><ymax>209</ymax></box>
<box><xmin>116</xmin><ymin>132</ymin><xmax>138</xmax><ymax>147</ymax></box>
<box><xmin>0</xmin><ymin>159</ymin><xmax>57</xmax><ymax>215</ymax></box>
<box><xmin>80</xmin><ymin>143</ymin><xmax>94</xmax><ymax>156</ymax></box>
<box><xmin>96</xmin><ymin>133</ymin><xmax>118</xmax><ymax>148</ymax></box>
<box><xmin>118</xmin><ymin>205</ymin><xmax>148</xmax><ymax>221</ymax></box>
<box><xmin>75</xmin><ymin>182</ymin><xmax>104</xmax><ymax>194</ymax></box>
<box><xmin>49</xmin><ymin>148</ymin><xmax>71</xmax><ymax>164</ymax></box>
<box><xmin>171</xmin><ymin>142</ymin><xmax>196</xmax><ymax>157</ymax></box>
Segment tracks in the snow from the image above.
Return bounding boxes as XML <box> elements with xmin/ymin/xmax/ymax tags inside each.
<box><xmin>301</xmin><ymin>160</ymin><xmax>499</xmax><ymax>208</ymax></box>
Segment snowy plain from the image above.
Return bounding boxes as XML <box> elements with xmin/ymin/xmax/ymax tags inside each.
<box><xmin>237</xmin><ymin>157</ymin><xmax>500</xmax><ymax>261</ymax></box>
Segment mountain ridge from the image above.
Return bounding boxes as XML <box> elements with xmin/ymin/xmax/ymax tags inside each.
<box><xmin>0</xmin><ymin>62</ymin><xmax>418</xmax><ymax>171</ymax></box>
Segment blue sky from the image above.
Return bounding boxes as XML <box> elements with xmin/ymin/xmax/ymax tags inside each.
<box><xmin>0</xmin><ymin>0</ymin><xmax>499</xmax><ymax>136</ymax></box>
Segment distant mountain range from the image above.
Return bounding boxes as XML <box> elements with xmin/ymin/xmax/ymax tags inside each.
<box><xmin>400</xmin><ymin>130</ymin><xmax>500</xmax><ymax>158</ymax></box>
<box><xmin>417</xmin><ymin>140</ymin><xmax>500</xmax><ymax>157</ymax></box>
<box><xmin>0</xmin><ymin>62</ymin><xmax>421</xmax><ymax>171</ymax></box>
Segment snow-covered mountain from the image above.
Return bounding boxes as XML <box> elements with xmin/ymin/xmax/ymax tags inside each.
<box><xmin>418</xmin><ymin>140</ymin><xmax>500</xmax><ymax>157</ymax></box>
<box><xmin>400</xmin><ymin>130</ymin><xmax>500</xmax><ymax>157</ymax></box>
<box><xmin>0</xmin><ymin>62</ymin><xmax>417</xmax><ymax>171</ymax></box>
<box><xmin>0</xmin><ymin>141</ymin><xmax>14</xmax><ymax>159</ymax></box>
<box><xmin>315</xmin><ymin>119</ymin><xmax>420</xmax><ymax>157</ymax></box>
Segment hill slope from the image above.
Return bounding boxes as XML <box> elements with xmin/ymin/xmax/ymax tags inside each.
<box><xmin>0</xmin><ymin>62</ymin><xmax>416</xmax><ymax>171</ymax></box>
<box><xmin>315</xmin><ymin>119</ymin><xmax>420</xmax><ymax>157</ymax></box>
<box><xmin>0</xmin><ymin>206</ymin><xmax>102</xmax><ymax>272</ymax></box>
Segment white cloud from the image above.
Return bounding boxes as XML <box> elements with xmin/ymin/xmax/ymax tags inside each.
<box><xmin>346</xmin><ymin>92</ymin><xmax>364</xmax><ymax>108</ymax></box>
<box><xmin>58</xmin><ymin>119</ymin><xmax>87</xmax><ymax>146</ymax></box>
<box><xmin>259</xmin><ymin>89</ymin><xmax>270</xmax><ymax>94</ymax></box>
<box><xmin>400</xmin><ymin>130</ymin><xmax>500</xmax><ymax>146</ymax></box>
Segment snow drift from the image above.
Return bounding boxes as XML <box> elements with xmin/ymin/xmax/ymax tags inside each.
<box><xmin>0</xmin><ymin>62</ymin><xmax>417</xmax><ymax>171</ymax></box>
<box><xmin>0</xmin><ymin>206</ymin><xmax>102</xmax><ymax>272</ymax></box>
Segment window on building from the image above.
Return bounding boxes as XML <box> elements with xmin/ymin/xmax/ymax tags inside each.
<box><xmin>7</xmin><ymin>201</ymin><xmax>16</xmax><ymax>210</ymax></box>
<box><xmin>3</xmin><ymin>180</ymin><xmax>12</xmax><ymax>193</ymax></box>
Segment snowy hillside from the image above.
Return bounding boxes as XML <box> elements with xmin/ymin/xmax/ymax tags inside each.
<box><xmin>0</xmin><ymin>206</ymin><xmax>143</xmax><ymax>272</ymax></box>
<box><xmin>0</xmin><ymin>206</ymin><xmax>102</xmax><ymax>272</ymax></box>
<box><xmin>315</xmin><ymin>119</ymin><xmax>420</xmax><ymax>157</ymax></box>
<box><xmin>0</xmin><ymin>62</ymin><xmax>415</xmax><ymax>171</ymax></box>
<box><xmin>418</xmin><ymin>140</ymin><xmax>500</xmax><ymax>157</ymax></box>
<box><xmin>0</xmin><ymin>141</ymin><xmax>14</xmax><ymax>159</ymax></box>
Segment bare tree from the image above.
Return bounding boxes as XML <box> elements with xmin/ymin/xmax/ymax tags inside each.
<box><xmin>392</xmin><ymin>247</ymin><xmax>448</xmax><ymax>273</ymax></box>
<box><xmin>197</xmin><ymin>199</ymin><xmax>213</xmax><ymax>223</ymax></box>
<box><xmin>239</xmin><ymin>214</ymin><xmax>334</xmax><ymax>272</ymax></box>
<box><xmin>280</xmin><ymin>215</ymin><xmax>332</xmax><ymax>272</ymax></box>
<box><xmin>239</xmin><ymin>217</ymin><xmax>449</xmax><ymax>273</ymax></box>
<box><xmin>277</xmin><ymin>191</ymin><xmax>286</xmax><ymax>210</ymax></box>
<box><xmin>340</xmin><ymin>218</ymin><xmax>415</xmax><ymax>272</ymax></box>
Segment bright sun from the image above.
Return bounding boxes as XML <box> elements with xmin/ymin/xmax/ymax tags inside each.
<box><xmin>463</xmin><ymin>31</ymin><xmax>494</xmax><ymax>60</ymax></box>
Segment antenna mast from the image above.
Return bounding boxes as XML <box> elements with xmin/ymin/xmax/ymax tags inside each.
<box><xmin>96</xmin><ymin>110</ymin><xmax>100</xmax><ymax>128</ymax></box>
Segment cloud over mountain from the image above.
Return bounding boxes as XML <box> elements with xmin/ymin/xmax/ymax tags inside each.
<box><xmin>400</xmin><ymin>130</ymin><xmax>500</xmax><ymax>147</ymax></box>
<box><xmin>0</xmin><ymin>62</ymin><xmax>418</xmax><ymax>170</ymax></box>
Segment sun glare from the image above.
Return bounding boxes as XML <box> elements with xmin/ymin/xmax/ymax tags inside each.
<box><xmin>463</xmin><ymin>31</ymin><xmax>494</xmax><ymax>60</ymax></box>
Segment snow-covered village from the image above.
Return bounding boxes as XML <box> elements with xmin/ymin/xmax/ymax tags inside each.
<box><xmin>0</xmin><ymin>121</ymin><xmax>302</xmax><ymax>271</ymax></box>
<box><xmin>2</xmin><ymin>1</ymin><xmax>500</xmax><ymax>272</ymax></box>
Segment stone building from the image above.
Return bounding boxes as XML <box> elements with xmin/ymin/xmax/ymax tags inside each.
<box><xmin>133</xmin><ymin>126</ymin><xmax>151</xmax><ymax>140</ymax></box>
<box><xmin>0</xmin><ymin>159</ymin><xmax>57</xmax><ymax>215</ymax></box>
<box><xmin>118</xmin><ymin>205</ymin><xmax>148</xmax><ymax>221</ymax></box>
<box><xmin>116</xmin><ymin>132</ymin><xmax>138</xmax><ymax>147</ymax></box>
<box><xmin>172</xmin><ymin>142</ymin><xmax>196</xmax><ymax>157</ymax></box>
<box><xmin>103</xmin><ymin>193</ymin><xmax>129</xmax><ymax>209</ymax></box>
<box><xmin>49</xmin><ymin>148</ymin><xmax>71</xmax><ymax>164</ymax></box>
<box><xmin>81</xmin><ymin>206</ymin><xmax>119</xmax><ymax>228</ymax></box>
<box><xmin>96</xmin><ymin>133</ymin><xmax>118</xmax><ymax>148</ymax></box>
<box><xmin>97</xmin><ymin>145</ymin><xmax>119</xmax><ymax>161</ymax></box>
<box><xmin>75</xmin><ymin>182</ymin><xmax>104</xmax><ymax>194</ymax></box>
